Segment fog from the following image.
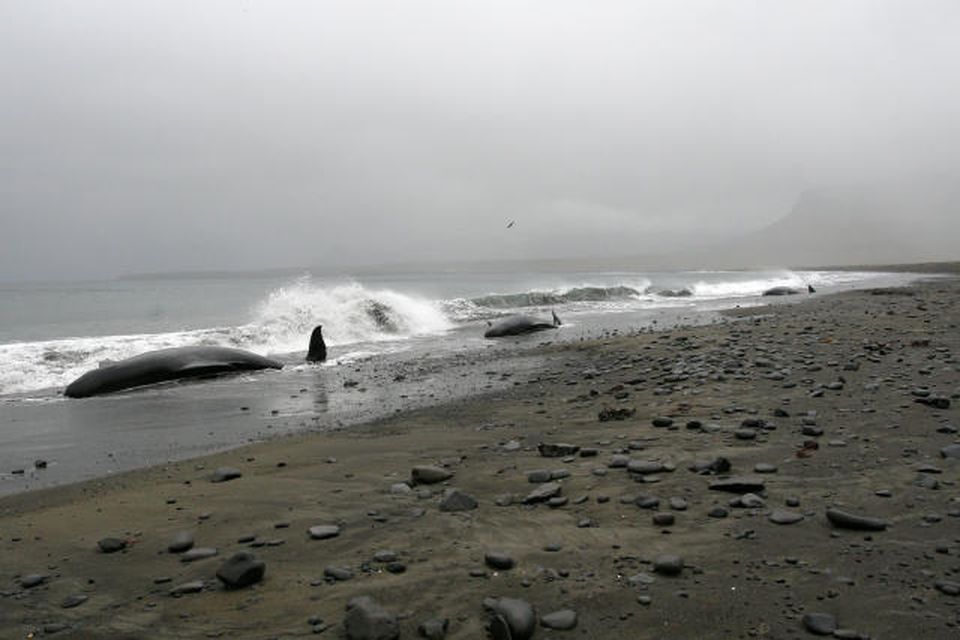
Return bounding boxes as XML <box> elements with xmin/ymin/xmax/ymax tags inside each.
<box><xmin>2</xmin><ymin>1</ymin><xmax>958</xmax><ymax>281</ymax></box>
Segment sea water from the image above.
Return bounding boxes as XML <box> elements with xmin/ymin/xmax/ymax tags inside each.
<box><xmin>0</xmin><ymin>265</ymin><xmax>915</xmax><ymax>399</ymax></box>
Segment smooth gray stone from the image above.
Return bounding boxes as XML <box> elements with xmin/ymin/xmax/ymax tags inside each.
<box><xmin>324</xmin><ymin>565</ymin><xmax>355</xmax><ymax>581</ymax></box>
<box><xmin>538</xmin><ymin>442</ymin><xmax>580</xmax><ymax>458</ymax></box>
<box><xmin>802</xmin><ymin>612</ymin><xmax>837</xmax><ymax>635</ymax></box>
<box><xmin>709</xmin><ymin>476</ymin><xmax>765</xmax><ymax>493</ymax></box>
<box><xmin>216</xmin><ymin>552</ymin><xmax>265</xmax><ymax>589</ymax></box>
<box><xmin>345</xmin><ymin>596</ymin><xmax>399</xmax><ymax>640</ymax></box>
<box><xmin>488</xmin><ymin>597</ymin><xmax>536</xmax><ymax>640</ymax></box>
<box><xmin>825</xmin><ymin>508</ymin><xmax>888</xmax><ymax>531</ymax></box>
<box><xmin>61</xmin><ymin>594</ymin><xmax>88</xmax><ymax>608</ymax></box>
<box><xmin>941</xmin><ymin>444</ymin><xmax>960</xmax><ymax>459</ymax></box>
<box><xmin>167</xmin><ymin>531</ymin><xmax>194</xmax><ymax>553</ymax></box>
<box><xmin>524</xmin><ymin>482</ymin><xmax>562</xmax><ymax>504</ymax></box>
<box><xmin>769</xmin><ymin>510</ymin><xmax>804</xmax><ymax>525</ymax></box>
<box><xmin>411</xmin><ymin>465</ymin><xmax>453</xmax><ymax>485</ymax></box>
<box><xmin>308</xmin><ymin>525</ymin><xmax>342</xmax><ymax>540</ymax></box>
<box><xmin>418</xmin><ymin>617</ymin><xmax>449</xmax><ymax>639</ymax></box>
<box><xmin>627</xmin><ymin>460</ymin><xmax>664</xmax><ymax>475</ymax></box>
<box><xmin>653</xmin><ymin>554</ymin><xmax>684</xmax><ymax>576</ymax></box>
<box><xmin>181</xmin><ymin>547</ymin><xmax>218</xmax><ymax>562</ymax></box>
<box><xmin>485</xmin><ymin>551</ymin><xmax>515</xmax><ymax>570</ymax></box>
<box><xmin>97</xmin><ymin>537</ymin><xmax>127</xmax><ymax>553</ymax></box>
<box><xmin>210</xmin><ymin>467</ymin><xmax>242</xmax><ymax>483</ymax></box>
<box><xmin>439</xmin><ymin>489</ymin><xmax>478</xmax><ymax>512</ymax></box>
<box><xmin>541</xmin><ymin>609</ymin><xmax>578</xmax><ymax>630</ymax></box>
<box><xmin>20</xmin><ymin>574</ymin><xmax>48</xmax><ymax>588</ymax></box>
<box><xmin>934</xmin><ymin>579</ymin><xmax>960</xmax><ymax>596</ymax></box>
<box><xmin>527</xmin><ymin>469</ymin><xmax>552</xmax><ymax>483</ymax></box>
<box><xmin>169</xmin><ymin>580</ymin><xmax>205</xmax><ymax>596</ymax></box>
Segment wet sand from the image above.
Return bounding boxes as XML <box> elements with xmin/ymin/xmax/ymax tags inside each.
<box><xmin>1</xmin><ymin>274</ymin><xmax>958</xmax><ymax>639</ymax></box>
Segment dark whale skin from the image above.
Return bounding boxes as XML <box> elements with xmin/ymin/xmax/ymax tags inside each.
<box><xmin>484</xmin><ymin>315</ymin><xmax>558</xmax><ymax>338</ymax></box>
<box><xmin>64</xmin><ymin>346</ymin><xmax>283</xmax><ymax>398</ymax></box>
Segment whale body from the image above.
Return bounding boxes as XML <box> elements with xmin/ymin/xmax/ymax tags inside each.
<box><xmin>64</xmin><ymin>346</ymin><xmax>283</xmax><ymax>398</ymax></box>
<box><xmin>484</xmin><ymin>314</ymin><xmax>560</xmax><ymax>338</ymax></box>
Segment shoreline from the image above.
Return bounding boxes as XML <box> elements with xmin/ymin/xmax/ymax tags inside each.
<box><xmin>1</xmin><ymin>274</ymin><xmax>958</xmax><ymax>638</ymax></box>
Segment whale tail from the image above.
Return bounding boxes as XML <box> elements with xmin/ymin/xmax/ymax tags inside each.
<box><xmin>306</xmin><ymin>325</ymin><xmax>327</xmax><ymax>362</ymax></box>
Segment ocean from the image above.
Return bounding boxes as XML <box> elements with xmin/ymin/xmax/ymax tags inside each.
<box><xmin>0</xmin><ymin>265</ymin><xmax>915</xmax><ymax>401</ymax></box>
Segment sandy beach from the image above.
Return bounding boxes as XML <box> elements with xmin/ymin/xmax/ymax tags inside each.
<box><xmin>2</xmin><ymin>274</ymin><xmax>958</xmax><ymax>639</ymax></box>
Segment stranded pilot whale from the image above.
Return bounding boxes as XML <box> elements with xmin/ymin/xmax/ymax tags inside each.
<box><xmin>64</xmin><ymin>346</ymin><xmax>283</xmax><ymax>398</ymax></box>
<box><xmin>484</xmin><ymin>311</ymin><xmax>562</xmax><ymax>338</ymax></box>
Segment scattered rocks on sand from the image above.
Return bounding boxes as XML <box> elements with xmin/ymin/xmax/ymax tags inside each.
<box><xmin>411</xmin><ymin>465</ymin><xmax>453</xmax><ymax>485</ymax></box>
<box><xmin>439</xmin><ymin>489</ymin><xmax>478</xmax><ymax>512</ymax></box>
<box><xmin>308</xmin><ymin>525</ymin><xmax>342</xmax><ymax>540</ymax></box>
<box><xmin>345</xmin><ymin>596</ymin><xmax>399</xmax><ymax>640</ymax></box>
<box><xmin>210</xmin><ymin>467</ymin><xmax>243</xmax><ymax>483</ymax></box>
<box><xmin>216</xmin><ymin>552</ymin><xmax>266</xmax><ymax>589</ymax></box>
<box><xmin>825</xmin><ymin>508</ymin><xmax>888</xmax><ymax>531</ymax></box>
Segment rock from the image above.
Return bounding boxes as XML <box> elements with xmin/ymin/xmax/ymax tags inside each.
<box><xmin>524</xmin><ymin>482</ymin><xmax>562</xmax><ymax>504</ymax></box>
<box><xmin>485</xmin><ymin>551</ymin><xmax>515</xmax><ymax>570</ymax></box>
<box><xmin>825</xmin><ymin>508</ymin><xmax>888</xmax><ymax>531</ymax></box>
<box><xmin>169</xmin><ymin>580</ymin><xmax>205</xmax><ymax>596</ymax></box>
<box><xmin>599</xmin><ymin>407</ymin><xmax>635</xmax><ymax>422</ymax></box>
<box><xmin>181</xmin><ymin>547</ymin><xmax>218</xmax><ymax>562</ymax></box>
<box><xmin>167</xmin><ymin>531</ymin><xmax>194</xmax><ymax>553</ymax></box>
<box><xmin>487</xmin><ymin>597</ymin><xmax>536</xmax><ymax>640</ymax></box>
<box><xmin>418</xmin><ymin>617</ymin><xmax>449</xmax><ymax>639</ymax></box>
<box><xmin>538</xmin><ymin>442</ymin><xmax>580</xmax><ymax>457</ymax></box>
<box><xmin>216</xmin><ymin>552</ymin><xmax>266</xmax><ymax>589</ymax></box>
<box><xmin>754</xmin><ymin>463</ymin><xmax>778</xmax><ymax>474</ymax></box>
<box><xmin>653</xmin><ymin>554</ymin><xmax>684</xmax><ymax>576</ymax></box>
<box><xmin>210</xmin><ymin>467</ymin><xmax>242</xmax><ymax>483</ymax></box>
<box><xmin>940</xmin><ymin>444</ymin><xmax>960</xmax><ymax>459</ymax></box>
<box><xmin>708</xmin><ymin>506</ymin><xmax>729</xmax><ymax>518</ymax></box>
<box><xmin>61</xmin><ymin>594</ymin><xmax>88</xmax><ymax>608</ymax></box>
<box><xmin>541</xmin><ymin>609</ymin><xmax>578</xmax><ymax>630</ymax></box>
<box><xmin>439</xmin><ymin>489</ymin><xmax>478</xmax><ymax>512</ymax></box>
<box><xmin>308</xmin><ymin>525</ymin><xmax>342</xmax><ymax>540</ymax></box>
<box><xmin>769</xmin><ymin>510</ymin><xmax>804</xmax><ymax>525</ymax></box>
<box><xmin>411</xmin><ymin>465</ymin><xmax>453</xmax><ymax>485</ymax></box>
<box><xmin>19</xmin><ymin>574</ymin><xmax>48</xmax><ymax>588</ymax></box>
<box><xmin>390</xmin><ymin>482</ymin><xmax>413</xmax><ymax>495</ymax></box>
<box><xmin>97</xmin><ymin>537</ymin><xmax>127</xmax><ymax>553</ymax></box>
<box><xmin>916</xmin><ymin>396</ymin><xmax>950</xmax><ymax>409</ymax></box>
<box><xmin>802</xmin><ymin>612</ymin><xmax>837</xmax><ymax>635</ymax></box>
<box><xmin>527</xmin><ymin>469</ymin><xmax>552</xmax><ymax>483</ymax></box>
<box><xmin>627</xmin><ymin>460</ymin><xmax>664</xmax><ymax>475</ymax></box>
<box><xmin>689</xmin><ymin>457</ymin><xmax>731</xmax><ymax>474</ymax></box>
<box><xmin>653</xmin><ymin>513</ymin><xmax>675</xmax><ymax>526</ymax></box>
<box><xmin>709</xmin><ymin>476</ymin><xmax>765</xmax><ymax>493</ymax></box>
<box><xmin>345</xmin><ymin>596</ymin><xmax>399</xmax><ymax>640</ymax></box>
<box><xmin>735</xmin><ymin>493</ymin><xmax>765</xmax><ymax>508</ymax></box>
<box><xmin>324</xmin><ymin>565</ymin><xmax>355</xmax><ymax>581</ymax></box>
<box><xmin>652</xmin><ymin>416</ymin><xmax>674</xmax><ymax>428</ymax></box>
<box><xmin>934</xmin><ymin>579</ymin><xmax>960</xmax><ymax>596</ymax></box>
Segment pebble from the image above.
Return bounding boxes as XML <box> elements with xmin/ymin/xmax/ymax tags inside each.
<box><xmin>344</xmin><ymin>596</ymin><xmax>399</xmax><ymax>640</ymax></box>
<box><xmin>709</xmin><ymin>476</ymin><xmax>765</xmax><ymax>493</ymax></box>
<box><xmin>754</xmin><ymin>462</ymin><xmax>778</xmax><ymax>474</ymax></box>
<box><xmin>486</xmin><ymin>597</ymin><xmax>536</xmax><ymax>640</ymax></box>
<box><xmin>540</xmin><ymin>609</ymin><xmax>578</xmax><ymax>630</ymax></box>
<box><xmin>61</xmin><ymin>594</ymin><xmax>88</xmax><ymax>608</ymax></box>
<box><xmin>181</xmin><ymin>547</ymin><xmax>219</xmax><ymax>563</ymax></box>
<box><xmin>411</xmin><ymin>465</ymin><xmax>453</xmax><ymax>485</ymax></box>
<box><xmin>308</xmin><ymin>525</ymin><xmax>342</xmax><ymax>540</ymax></box>
<box><xmin>653</xmin><ymin>554</ymin><xmax>684</xmax><ymax>576</ymax></box>
<box><xmin>439</xmin><ymin>489</ymin><xmax>478</xmax><ymax>512</ymax></box>
<box><xmin>485</xmin><ymin>551</ymin><xmax>515</xmax><ymax>570</ymax></box>
<box><xmin>538</xmin><ymin>442</ymin><xmax>580</xmax><ymax>457</ymax></box>
<box><xmin>210</xmin><ymin>467</ymin><xmax>242</xmax><ymax>483</ymax></box>
<box><xmin>216</xmin><ymin>552</ymin><xmax>266</xmax><ymax>589</ymax></box>
<box><xmin>524</xmin><ymin>482</ymin><xmax>562</xmax><ymax>504</ymax></box>
<box><xmin>324</xmin><ymin>565</ymin><xmax>355</xmax><ymax>581</ymax></box>
<box><xmin>97</xmin><ymin>537</ymin><xmax>127</xmax><ymax>553</ymax></box>
<box><xmin>167</xmin><ymin>531</ymin><xmax>194</xmax><ymax>553</ymax></box>
<box><xmin>801</xmin><ymin>612</ymin><xmax>837</xmax><ymax>635</ymax></box>
<box><xmin>20</xmin><ymin>574</ymin><xmax>48</xmax><ymax>588</ymax></box>
<box><xmin>825</xmin><ymin>508</ymin><xmax>888</xmax><ymax>531</ymax></box>
<box><xmin>418</xmin><ymin>617</ymin><xmax>449</xmax><ymax>639</ymax></box>
<box><xmin>169</xmin><ymin>580</ymin><xmax>205</xmax><ymax>597</ymax></box>
<box><xmin>769</xmin><ymin>510</ymin><xmax>804</xmax><ymax>525</ymax></box>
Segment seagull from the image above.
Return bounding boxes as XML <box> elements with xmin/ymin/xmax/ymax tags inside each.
<box><xmin>506</xmin><ymin>220</ymin><xmax>515</xmax><ymax>229</ymax></box>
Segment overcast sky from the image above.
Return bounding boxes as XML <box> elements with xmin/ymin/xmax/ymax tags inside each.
<box><xmin>2</xmin><ymin>1</ymin><xmax>958</xmax><ymax>280</ymax></box>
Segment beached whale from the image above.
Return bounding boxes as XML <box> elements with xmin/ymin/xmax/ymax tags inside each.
<box><xmin>64</xmin><ymin>346</ymin><xmax>283</xmax><ymax>398</ymax></box>
<box><xmin>762</xmin><ymin>286</ymin><xmax>802</xmax><ymax>296</ymax></box>
<box><xmin>484</xmin><ymin>312</ymin><xmax>561</xmax><ymax>338</ymax></box>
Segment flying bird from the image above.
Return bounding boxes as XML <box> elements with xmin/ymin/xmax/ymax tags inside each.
<box><xmin>506</xmin><ymin>220</ymin><xmax>515</xmax><ymax>229</ymax></box>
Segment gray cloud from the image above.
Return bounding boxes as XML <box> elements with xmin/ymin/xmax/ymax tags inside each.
<box><xmin>2</xmin><ymin>1</ymin><xmax>958</xmax><ymax>280</ymax></box>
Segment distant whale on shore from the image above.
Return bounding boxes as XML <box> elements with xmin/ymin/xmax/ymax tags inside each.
<box><xmin>484</xmin><ymin>312</ymin><xmax>562</xmax><ymax>338</ymax></box>
<box><xmin>64</xmin><ymin>346</ymin><xmax>283</xmax><ymax>398</ymax></box>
